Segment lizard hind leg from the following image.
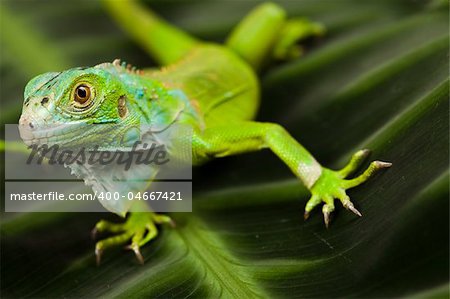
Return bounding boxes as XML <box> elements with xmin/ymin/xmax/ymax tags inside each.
<box><xmin>226</xmin><ymin>2</ymin><xmax>286</xmax><ymax>70</ymax></box>
<box><xmin>226</xmin><ymin>2</ymin><xmax>325</xmax><ymax>70</ymax></box>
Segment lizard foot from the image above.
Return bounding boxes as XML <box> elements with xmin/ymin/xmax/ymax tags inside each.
<box><xmin>273</xmin><ymin>18</ymin><xmax>326</xmax><ymax>61</ymax></box>
<box><xmin>304</xmin><ymin>149</ymin><xmax>391</xmax><ymax>227</ymax></box>
<box><xmin>92</xmin><ymin>212</ymin><xmax>175</xmax><ymax>265</ymax></box>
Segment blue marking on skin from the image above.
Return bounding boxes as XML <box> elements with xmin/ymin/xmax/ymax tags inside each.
<box><xmin>136</xmin><ymin>89</ymin><xmax>145</xmax><ymax>99</ymax></box>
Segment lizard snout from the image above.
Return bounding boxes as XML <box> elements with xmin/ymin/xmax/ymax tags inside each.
<box><xmin>18</xmin><ymin>114</ymin><xmax>39</xmax><ymax>146</ymax></box>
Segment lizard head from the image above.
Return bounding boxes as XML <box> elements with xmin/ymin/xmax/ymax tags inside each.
<box><xmin>19</xmin><ymin>60</ymin><xmax>139</xmax><ymax>149</ymax></box>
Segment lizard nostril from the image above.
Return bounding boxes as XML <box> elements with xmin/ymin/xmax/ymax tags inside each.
<box><xmin>29</xmin><ymin>122</ymin><xmax>34</xmax><ymax>129</ymax></box>
<box><xmin>41</xmin><ymin>97</ymin><xmax>49</xmax><ymax>105</ymax></box>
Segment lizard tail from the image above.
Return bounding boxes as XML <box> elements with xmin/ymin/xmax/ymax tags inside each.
<box><xmin>102</xmin><ymin>0</ymin><xmax>199</xmax><ymax>66</ymax></box>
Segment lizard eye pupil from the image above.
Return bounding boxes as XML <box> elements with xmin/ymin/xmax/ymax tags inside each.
<box><xmin>77</xmin><ymin>88</ymin><xmax>86</xmax><ymax>98</ymax></box>
<box><xmin>74</xmin><ymin>84</ymin><xmax>91</xmax><ymax>104</ymax></box>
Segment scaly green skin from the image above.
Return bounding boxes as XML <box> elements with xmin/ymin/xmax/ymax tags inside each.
<box><xmin>18</xmin><ymin>0</ymin><xmax>391</xmax><ymax>264</ymax></box>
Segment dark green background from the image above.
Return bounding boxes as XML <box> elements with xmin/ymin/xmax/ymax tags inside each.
<box><xmin>1</xmin><ymin>0</ymin><xmax>448</xmax><ymax>298</ymax></box>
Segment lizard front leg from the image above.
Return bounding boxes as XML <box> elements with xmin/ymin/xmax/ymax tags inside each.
<box><xmin>193</xmin><ymin>122</ymin><xmax>391</xmax><ymax>227</ymax></box>
<box><xmin>92</xmin><ymin>201</ymin><xmax>174</xmax><ymax>265</ymax></box>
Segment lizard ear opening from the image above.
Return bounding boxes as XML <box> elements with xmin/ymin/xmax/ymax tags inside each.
<box><xmin>118</xmin><ymin>95</ymin><xmax>127</xmax><ymax>118</ymax></box>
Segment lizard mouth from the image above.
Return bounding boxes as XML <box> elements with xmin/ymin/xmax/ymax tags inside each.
<box><xmin>18</xmin><ymin>120</ymin><xmax>126</xmax><ymax>150</ymax></box>
<box><xmin>18</xmin><ymin>122</ymin><xmax>88</xmax><ymax>147</ymax></box>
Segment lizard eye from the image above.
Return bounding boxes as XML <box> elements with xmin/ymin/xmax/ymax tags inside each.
<box><xmin>73</xmin><ymin>84</ymin><xmax>92</xmax><ymax>105</ymax></box>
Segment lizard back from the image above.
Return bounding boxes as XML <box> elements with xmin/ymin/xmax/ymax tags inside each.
<box><xmin>147</xmin><ymin>44</ymin><xmax>260</xmax><ymax>128</ymax></box>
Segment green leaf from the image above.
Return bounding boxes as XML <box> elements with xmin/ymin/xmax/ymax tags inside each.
<box><xmin>1</xmin><ymin>0</ymin><xmax>448</xmax><ymax>298</ymax></box>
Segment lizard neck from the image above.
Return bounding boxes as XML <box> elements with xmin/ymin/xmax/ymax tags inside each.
<box><xmin>121</xmin><ymin>72</ymin><xmax>202</xmax><ymax>132</ymax></box>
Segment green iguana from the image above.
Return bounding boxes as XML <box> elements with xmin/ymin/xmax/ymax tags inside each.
<box><xmin>18</xmin><ymin>0</ymin><xmax>391</xmax><ymax>264</ymax></box>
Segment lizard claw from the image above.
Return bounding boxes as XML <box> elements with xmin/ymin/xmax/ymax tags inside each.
<box><xmin>343</xmin><ymin>200</ymin><xmax>362</xmax><ymax>217</ymax></box>
<box><xmin>169</xmin><ymin>219</ymin><xmax>176</xmax><ymax>228</ymax></box>
<box><xmin>322</xmin><ymin>204</ymin><xmax>334</xmax><ymax>228</ymax></box>
<box><xmin>91</xmin><ymin>227</ymin><xmax>98</xmax><ymax>240</ymax></box>
<box><xmin>304</xmin><ymin>211</ymin><xmax>310</xmax><ymax>221</ymax></box>
<box><xmin>323</xmin><ymin>211</ymin><xmax>331</xmax><ymax>228</ymax></box>
<box><xmin>95</xmin><ymin>247</ymin><xmax>103</xmax><ymax>266</ymax></box>
<box><xmin>126</xmin><ymin>245</ymin><xmax>145</xmax><ymax>265</ymax></box>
